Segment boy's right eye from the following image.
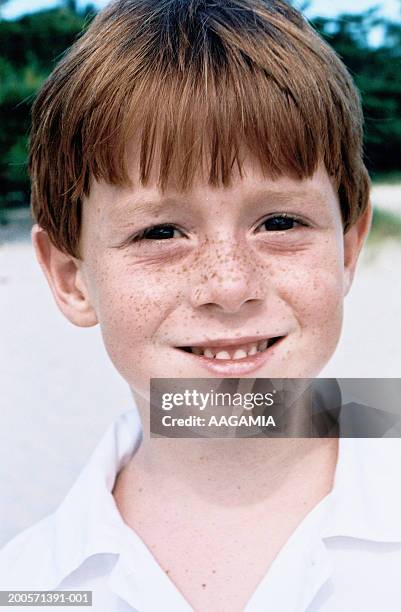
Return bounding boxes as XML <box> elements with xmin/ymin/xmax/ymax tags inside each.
<box><xmin>133</xmin><ymin>224</ymin><xmax>184</xmax><ymax>241</ymax></box>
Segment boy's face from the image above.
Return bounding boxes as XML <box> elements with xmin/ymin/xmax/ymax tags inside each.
<box><xmin>33</xmin><ymin>150</ymin><xmax>370</xmax><ymax>399</ymax></box>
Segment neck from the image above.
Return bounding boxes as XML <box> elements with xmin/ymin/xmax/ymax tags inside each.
<box><xmin>115</xmin><ymin>392</ymin><xmax>339</xmax><ymax>512</ymax></box>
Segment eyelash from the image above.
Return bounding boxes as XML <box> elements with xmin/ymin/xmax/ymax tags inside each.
<box><xmin>129</xmin><ymin>214</ymin><xmax>308</xmax><ymax>243</ymax></box>
<box><xmin>256</xmin><ymin>214</ymin><xmax>307</xmax><ymax>233</ymax></box>
<box><xmin>131</xmin><ymin>224</ymin><xmax>183</xmax><ymax>242</ymax></box>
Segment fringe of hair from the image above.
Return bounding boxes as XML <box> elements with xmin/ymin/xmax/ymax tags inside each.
<box><xmin>29</xmin><ymin>0</ymin><xmax>370</xmax><ymax>258</ymax></box>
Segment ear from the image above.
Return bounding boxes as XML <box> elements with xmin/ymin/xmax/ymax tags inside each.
<box><xmin>31</xmin><ymin>224</ymin><xmax>98</xmax><ymax>327</ymax></box>
<box><xmin>343</xmin><ymin>202</ymin><xmax>372</xmax><ymax>296</ymax></box>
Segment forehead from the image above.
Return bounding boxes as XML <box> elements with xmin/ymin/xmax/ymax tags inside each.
<box><xmin>86</xmin><ymin>153</ymin><xmax>338</xmax><ymax>225</ymax></box>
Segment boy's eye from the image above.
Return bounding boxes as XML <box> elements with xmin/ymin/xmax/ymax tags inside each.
<box><xmin>137</xmin><ymin>224</ymin><xmax>182</xmax><ymax>240</ymax></box>
<box><xmin>128</xmin><ymin>215</ymin><xmax>306</xmax><ymax>246</ymax></box>
<box><xmin>258</xmin><ymin>215</ymin><xmax>304</xmax><ymax>232</ymax></box>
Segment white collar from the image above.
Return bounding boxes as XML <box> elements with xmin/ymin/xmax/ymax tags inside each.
<box><xmin>322</xmin><ymin>435</ymin><xmax>401</xmax><ymax>541</ymax></box>
<box><xmin>6</xmin><ymin>407</ymin><xmax>401</xmax><ymax>591</ymax></box>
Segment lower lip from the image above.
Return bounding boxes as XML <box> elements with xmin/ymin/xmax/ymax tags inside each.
<box><xmin>176</xmin><ymin>338</ymin><xmax>285</xmax><ymax>376</ymax></box>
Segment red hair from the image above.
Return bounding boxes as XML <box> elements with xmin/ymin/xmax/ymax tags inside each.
<box><xmin>29</xmin><ymin>0</ymin><xmax>370</xmax><ymax>259</ymax></box>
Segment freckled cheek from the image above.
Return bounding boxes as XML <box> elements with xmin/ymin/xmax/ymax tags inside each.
<box><xmin>271</xmin><ymin>253</ymin><xmax>344</xmax><ymax>331</ymax></box>
<box><xmin>94</xmin><ymin>266</ymin><xmax>185</xmax><ymax>347</ymax></box>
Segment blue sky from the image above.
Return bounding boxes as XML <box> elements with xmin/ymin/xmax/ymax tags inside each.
<box><xmin>2</xmin><ymin>0</ymin><xmax>401</xmax><ymax>21</ymax></box>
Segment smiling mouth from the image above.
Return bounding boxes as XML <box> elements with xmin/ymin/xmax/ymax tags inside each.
<box><xmin>177</xmin><ymin>337</ymin><xmax>283</xmax><ymax>361</ymax></box>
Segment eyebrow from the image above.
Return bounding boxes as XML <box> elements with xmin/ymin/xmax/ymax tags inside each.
<box><xmin>248</xmin><ymin>189</ymin><xmax>327</xmax><ymax>204</ymax></box>
<box><xmin>108</xmin><ymin>187</ymin><xmax>329</xmax><ymax>223</ymax></box>
<box><xmin>108</xmin><ymin>196</ymin><xmax>188</xmax><ymax>223</ymax></box>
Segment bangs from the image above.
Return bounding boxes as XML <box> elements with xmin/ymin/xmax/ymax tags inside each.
<box><xmin>78</xmin><ymin>3</ymin><xmax>348</xmax><ymax>196</ymax></box>
<box><xmin>87</xmin><ymin>58</ymin><xmax>333</xmax><ymax>194</ymax></box>
<box><xmin>29</xmin><ymin>0</ymin><xmax>369</xmax><ymax>258</ymax></box>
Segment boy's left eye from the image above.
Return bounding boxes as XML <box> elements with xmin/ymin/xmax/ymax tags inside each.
<box><xmin>257</xmin><ymin>215</ymin><xmax>305</xmax><ymax>232</ymax></box>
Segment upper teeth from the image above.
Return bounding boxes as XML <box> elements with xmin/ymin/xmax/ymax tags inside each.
<box><xmin>191</xmin><ymin>339</ymin><xmax>271</xmax><ymax>360</ymax></box>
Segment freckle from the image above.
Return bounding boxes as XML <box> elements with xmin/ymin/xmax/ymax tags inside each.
<box><xmin>165</xmin><ymin>569</ymin><xmax>170</xmax><ymax>574</ymax></box>
<box><xmin>202</xmin><ymin>583</ymin><xmax>206</xmax><ymax>588</ymax></box>
<box><xmin>138</xmin><ymin>487</ymin><xmax>143</xmax><ymax>492</ymax></box>
<box><xmin>212</xmin><ymin>569</ymin><xmax>216</xmax><ymax>573</ymax></box>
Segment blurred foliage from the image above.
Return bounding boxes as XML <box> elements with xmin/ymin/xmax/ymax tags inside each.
<box><xmin>0</xmin><ymin>3</ymin><xmax>96</xmax><ymax>207</ymax></box>
<box><xmin>371</xmin><ymin>170</ymin><xmax>401</xmax><ymax>184</ymax></box>
<box><xmin>0</xmin><ymin>3</ymin><xmax>400</xmax><ymax>208</ymax></box>
<box><xmin>311</xmin><ymin>9</ymin><xmax>401</xmax><ymax>181</ymax></box>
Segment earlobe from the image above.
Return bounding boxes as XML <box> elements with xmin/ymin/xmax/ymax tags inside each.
<box><xmin>31</xmin><ymin>224</ymin><xmax>98</xmax><ymax>327</ymax></box>
<box><xmin>343</xmin><ymin>202</ymin><xmax>372</xmax><ymax>296</ymax></box>
<box><xmin>343</xmin><ymin>267</ymin><xmax>353</xmax><ymax>297</ymax></box>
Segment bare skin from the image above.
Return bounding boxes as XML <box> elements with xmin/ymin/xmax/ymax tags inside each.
<box><xmin>113</xmin><ymin>424</ymin><xmax>339</xmax><ymax>611</ymax></box>
<box><xmin>31</xmin><ymin>148</ymin><xmax>371</xmax><ymax>610</ymax></box>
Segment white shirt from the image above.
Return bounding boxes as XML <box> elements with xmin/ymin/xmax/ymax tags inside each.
<box><xmin>2</xmin><ymin>407</ymin><xmax>401</xmax><ymax>612</ymax></box>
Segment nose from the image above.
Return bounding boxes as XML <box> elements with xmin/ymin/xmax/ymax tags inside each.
<box><xmin>189</xmin><ymin>237</ymin><xmax>266</xmax><ymax>314</ymax></box>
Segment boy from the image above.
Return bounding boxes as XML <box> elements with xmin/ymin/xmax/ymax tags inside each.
<box><xmin>2</xmin><ymin>0</ymin><xmax>401</xmax><ymax>610</ymax></box>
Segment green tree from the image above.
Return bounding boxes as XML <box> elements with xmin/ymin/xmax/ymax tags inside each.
<box><xmin>0</xmin><ymin>6</ymin><xmax>93</xmax><ymax>207</ymax></box>
<box><xmin>64</xmin><ymin>0</ymin><xmax>78</xmax><ymax>13</ymax></box>
<box><xmin>311</xmin><ymin>9</ymin><xmax>401</xmax><ymax>175</ymax></box>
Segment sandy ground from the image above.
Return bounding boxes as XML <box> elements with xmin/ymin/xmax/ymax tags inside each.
<box><xmin>370</xmin><ymin>184</ymin><xmax>401</xmax><ymax>215</ymax></box>
<box><xmin>1</xmin><ymin>189</ymin><xmax>401</xmax><ymax>548</ymax></box>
